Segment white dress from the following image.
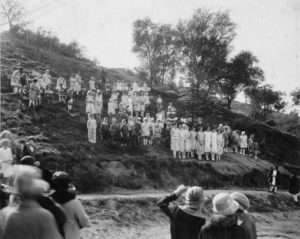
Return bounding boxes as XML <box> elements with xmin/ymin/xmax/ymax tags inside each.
<box><xmin>0</xmin><ymin>147</ymin><xmax>13</xmax><ymax>177</ymax></box>
<box><xmin>204</xmin><ymin>131</ymin><xmax>212</xmax><ymax>153</ymax></box>
<box><xmin>74</xmin><ymin>74</ymin><xmax>82</xmax><ymax>92</ymax></box>
<box><xmin>69</xmin><ymin>77</ymin><xmax>76</xmax><ymax>90</ymax></box>
<box><xmin>95</xmin><ymin>94</ymin><xmax>103</xmax><ymax>114</ymax></box>
<box><xmin>127</xmin><ymin>97</ymin><xmax>133</xmax><ymax>112</ymax></box>
<box><xmin>89</xmin><ymin>80</ymin><xmax>96</xmax><ymax>90</ymax></box>
<box><xmin>184</xmin><ymin>130</ymin><xmax>191</xmax><ymax>152</ymax></box>
<box><xmin>41</xmin><ymin>73</ymin><xmax>51</xmax><ymax>89</ymax></box>
<box><xmin>179</xmin><ymin>129</ymin><xmax>185</xmax><ymax>152</ymax></box>
<box><xmin>196</xmin><ymin>131</ymin><xmax>205</xmax><ymax>155</ymax></box>
<box><xmin>211</xmin><ymin>132</ymin><xmax>218</xmax><ymax>154</ymax></box>
<box><xmin>11</xmin><ymin>70</ymin><xmax>21</xmax><ymax>87</ymax></box>
<box><xmin>141</xmin><ymin>122</ymin><xmax>150</xmax><ymax>137</ymax></box>
<box><xmin>217</xmin><ymin>134</ymin><xmax>224</xmax><ymax>155</ymax></box>
<box><xmin>86</xmin><ymin>95</ymin><xmax>95</xmax><ymax>114</ymax></box>
<box><xmin>240</xmin><ymin>135</ymin><xmax>248</xmax><ymax>148</ymax></box>
<box><xmin>171</xmin><ymin>128</ymin><xmax>180</xmax><ymax>151</ymax></box>
<box><xmin>108</xmin><ymin>101</ymin><xmax>115</xmax><ymax>115</ymax></box>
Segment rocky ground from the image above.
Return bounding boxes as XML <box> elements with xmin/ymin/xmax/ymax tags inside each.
<box><xmin>78</xmin><ymin>190</ymin><xmax>300</xmax><ymax>239</ymax></box>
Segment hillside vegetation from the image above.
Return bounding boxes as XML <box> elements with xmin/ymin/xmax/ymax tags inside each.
<box><xmin>1</xmin><ymin>31</ymin><xmax>299</xmax><ymax>192</ymax></box>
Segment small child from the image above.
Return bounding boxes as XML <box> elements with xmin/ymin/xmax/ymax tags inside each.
<box><xmin>66</xmin><ymin>89</ymin><xmax>74</xmax><ymax>112</ymax></box>
<box><xmin>87</xmin><ymin>114</ymin><xmax>97</xmax><ymax>144</ymax></box>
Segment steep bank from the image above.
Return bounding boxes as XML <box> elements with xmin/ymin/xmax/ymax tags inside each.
<box><xmin>79</xmin><ymin>190</ymin><xmax>300</xmax><ymax>239</ymax></box>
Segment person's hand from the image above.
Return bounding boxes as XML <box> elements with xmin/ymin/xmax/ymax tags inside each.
<box><xmin>174</xmin><ymin>184</ymin><xmax>188</xmax><ymax>197</ymax></box>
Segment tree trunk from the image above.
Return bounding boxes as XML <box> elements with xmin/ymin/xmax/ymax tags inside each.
<box><xmin>227</xmin><ymin>98</ymin><xmax>232</xmax><ymax>110</ymax></box>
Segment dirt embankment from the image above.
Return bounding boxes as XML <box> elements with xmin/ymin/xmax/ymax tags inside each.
<box><xmin>79</xmin><ymin>190</ymin><xmax>300</xmax><ymax>239</ymax></box>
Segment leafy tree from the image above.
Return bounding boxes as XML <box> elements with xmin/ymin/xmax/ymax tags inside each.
<box><xmin>291</xmin><ymin>88</ymin><xmax>300</xmax><ymax>105</ymax></box>
<box><xmin>245</xmin><ymin>85</ymin><xmax>286</xmax><ymax>119</ymax></box>
<box><xmin>0</xmin><ymin>0</ymin><xmax>26</xmax><ymax>30</ymax></box>
<box><xmin>218</xmin><ymin>51</ymin><xmax>264</xmax><ymax>109</ymax></box>
<box><xmin>175</xmin><ymin>9</ymin><xmax>236</xmax><ymax>97</ymax></box>
<box><xmin>132</xmin><ymin>17</ymin><xmax>178</xmax><ymax>87</ymax></box>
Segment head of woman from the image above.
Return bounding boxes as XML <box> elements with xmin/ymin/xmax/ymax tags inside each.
<box><xmin>184</xmin><ymin>186</ymin><xmax>205</xmax><ymax>210</ymax></box>
<box><xmin>146</xmin><ymin>113</ymin><xmax>150</xmax><ymax>118</ymax></box>
<box><xmin>206</xmin><ymin>126</ymin><xmax>211</xmax><ymax>131</ymax></box>
<box><xmin>112</xmin><ymin>117</ymin><xmax>117</xmax><ymax>124</ymax></box>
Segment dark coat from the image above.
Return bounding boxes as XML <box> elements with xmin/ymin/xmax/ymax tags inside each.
<box><xmin>268</xmin><ymin>169</ymin><xmax>280</xmax><ymax>186</ymax></box>
<box><xmin>37</xmin><ymin>195</ymin><xmax>66</xmax><ymax>238</ymax></box>
<box><xmin>289</xmin><ymin>175</ymin><xmax>299</xmax><ymax>194</ymax></box>
<box><xmin>199</xmin><ymin>214</ymin><xmax>243</xmax><ymax>239</ymax></box>
<box><xmin>157</xmin><ymin>194</ymin><xmax>206</xmax><ymax>239</ymax></box>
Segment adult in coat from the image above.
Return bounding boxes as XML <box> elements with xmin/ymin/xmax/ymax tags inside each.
<box><xmin>289</xmin><ymin>174</ymin><xmax>299</xmax><ymax>202</ymax></box>
<box><xmin>199</xmin><ymin>193</ymin><xmax>241</xmax><ymax>239</ymax></box>
<box><xmin>1</xmin><ymin>165</ymin><xmax>63</xmax><ymax>239</ymax></box>
<box><xmin>268</xmin><ymin>166</ymin><xmax>280</xmax><ymax>194</ymax></box>
<box><xmin>51</xmin><ymin>171</ymin><xmax>90</xmax><ymax>239</ymax></box>
<box><xmin>157</xmin><ymin>185</ymin><xmax>206</xmax><ymax>239</ymax></box>
<box><xmin>87</xmin><ymin>114</ymin><xmax>97</xmax><ymax>144</ymax></box>
<box><xmin>210</xmin><ymin>128</ymin><xmax>218</xmax><ymax>161</ymax></box>
<box><xmin>230</xmin><ymin>192</ymin><xmax>257</xmax><ymax>239</ymax></box>
<box><xmin>216</xmin><ymin>129</ymin><xmax>225</xmax><ymax>161</ymax></box>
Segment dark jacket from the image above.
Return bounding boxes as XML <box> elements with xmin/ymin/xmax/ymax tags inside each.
<box><xmin>289</xmin><ymin>175</ymin><xmax>299</xmax><ymax>194</ymax></box>
<box><xmin>158</xmin><ymin>193</ymin><xmax>206</xmax><ymax>239</ymax></box>
<box><xmin>199</xmin><ymin>214</ymin><xmax>243</xmax><ymax>239</ymax></box>
<box><xmin>37</xmin><ymin>195</ymin><xmax>67</xmax><ymax>238</ymax></box>
<box><xmin>239</xmin><ymin>213</ymin><xmax>257</xmax><ymax>239</ymax></box>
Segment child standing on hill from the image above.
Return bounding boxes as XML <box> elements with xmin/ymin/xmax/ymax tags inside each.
<box><xmin>86</xmin><ymin>90</ymin><xmax>96</xmax><ymax>118</ymax></box>
<box><xmin>65</xmin><ymin>89</ymin><xmax>74</xmax><ymax>112</ymax></box>
<box><xmin>95</xmin><ymin>90</ymin><xmax>103</xmax><ymax>120</ymax></box>
<box><xmin>87</xmin><ymin>114</ymin><xmax>97</xmax><ymax>144</ymax></box>
<box><xmin>216</xmin><ymin>129</ymin><xmax>225</xmax><ymax>161</ymax></box>
<box><xmin>196</xmin><ymin>127</ymin><xmax>205</xmax><ymax>160</ymax></box>
<box><xmin>0</xmin><ymin>139</ymin><xmax>14</xmax><ymax>184</ymax></box>
<box><xmin>240</xmin><ymin>131</ymin><xmax>248</xmax><ymax>156</ymax></box>
<box><xmin>190</xmin><ymin>127</ymin><xmax>197</xmax><ymax>159</ymax></box>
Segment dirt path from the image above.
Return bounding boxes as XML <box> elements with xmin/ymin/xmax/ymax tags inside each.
<box><xmin>78</xmin><ymin>189</ymin><xmax>289</xmax><ymax>200</ymax></box>
<box><xmin>79</xmin><ymin>189</ymin><xmax>300</xmax><ymax>239</ymax></box>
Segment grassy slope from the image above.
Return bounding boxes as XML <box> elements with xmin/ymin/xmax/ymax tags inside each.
<box><xmin>1</xmin><ymin>31</ymin><xmax>299</xmax><ymax>192</ymax></box>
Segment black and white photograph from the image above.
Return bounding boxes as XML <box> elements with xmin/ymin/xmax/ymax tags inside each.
<box><xmin>0</xmin><ymin>0</ymin><xmax>299</xmax><ymax>238</ymax></box>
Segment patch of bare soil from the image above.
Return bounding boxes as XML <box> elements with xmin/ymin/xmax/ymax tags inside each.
<box><xmin>79</xmin><ymin>190</ymin><xmax>300</xmax><ymax>239</ymax></box>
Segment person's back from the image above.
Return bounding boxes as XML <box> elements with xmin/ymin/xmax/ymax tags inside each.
<box><xmin>2</xmin><ymin>200</ymin><xmax>63</xmax><ymax>239</ymax></box>
<box><xmin>170</xmin><ymin>206</ymin><xmax>205</xmax><ymax>239</ymax></box>
<box><xmin>239</xmin><ymin>212</ymin><xmax>257</xmax><ymax>239</ymax></box>
<box><xmin>200</xmin><ymin>214</ymin><xmax>240</xmax><ymax>239</ymax></box>
<box><xmin>58</xmin><ymin>198</ymin><xmax>90</xmax><ymax>239</ymax></box>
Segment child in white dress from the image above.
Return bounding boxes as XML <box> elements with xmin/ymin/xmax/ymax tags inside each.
<box><xmin>0</xmin><ymin>139</ymin><xmax>14</xmax><ymax>184</ymax></box>
<box><xmin>87</xmin><ymin>114</ymin><xmax>97</xmax><ymax>144</ymax></box>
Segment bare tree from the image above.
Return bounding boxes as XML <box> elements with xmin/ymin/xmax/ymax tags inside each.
<box><xmin>0</xmin><ymin>0</ymin><xmax>25</xmax><ymax>30</ymax></box>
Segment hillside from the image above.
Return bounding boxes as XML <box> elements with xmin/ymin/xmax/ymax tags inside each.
<box><xmin>0</xmin><ymin>32</ymin><xmax>136</xmax><ymax>92</ymax></box>
<box><xmin>1</xmin><ymin>31</ymin><xmax>300</xmax><ymax>193</ymax></box>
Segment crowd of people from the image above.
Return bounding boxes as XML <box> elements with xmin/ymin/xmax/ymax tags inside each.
<box><xmin>169</xmin><ymin>123</ymin><xmax>261</xmax><ymax>161</ymax></box>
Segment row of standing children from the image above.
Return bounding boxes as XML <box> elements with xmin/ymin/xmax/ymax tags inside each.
<box><xmin>170</xmin><ymin>125</ymin><xmax>225</xmax><ymax>161</ymax></box>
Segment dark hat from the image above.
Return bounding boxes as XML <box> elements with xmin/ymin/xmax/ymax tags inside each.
<box><xmin>20</xmin><ymin>156</ymin><xmax>35</xmax><ymax>166</ymax></box>
<box><xmin>52</xmin><ymin>171</ymin><xmax>71</xmax><ymax>190</ymax></box>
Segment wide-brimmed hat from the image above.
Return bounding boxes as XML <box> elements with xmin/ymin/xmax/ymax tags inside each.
<box><xmin>212</xmin><ymin>193</ymin><xmax>239</xmax><ymax>216</ymax></box>
<box><xmin>10</xmin><ymin>165</ymin><xmax>49</xmax><ymax>196</ymax></box>
<box><xmin>230</xmin><ymin>192</ymin><xmax>250</xmax><ymax>211</ymax></box>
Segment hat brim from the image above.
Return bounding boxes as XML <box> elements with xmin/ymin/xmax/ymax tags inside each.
<box><xmin>212</xmin><ymin>200</ymin><xmax>239</xmax><ymax>216</ymax></box>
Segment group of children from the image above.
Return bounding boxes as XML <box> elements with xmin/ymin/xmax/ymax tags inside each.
<box><xmin>170</xmin><ymin>123</ymin><xmax>260</xmax><ymax>161</ymax></box>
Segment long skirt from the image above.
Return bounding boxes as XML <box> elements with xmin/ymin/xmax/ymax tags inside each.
<box><xmin>171</xmin><ymin>139</ymin><xmax>180</xmax><ymax>151</ymax></box>
<box><xmin>74</xmin><ymin>82</ymin><xmax>81</xmax><ymax>92</ymax></box>
<box><xmin>205</xmin><ymin>141</ymin><xmax>211</xmax><ymax>153</ymax></box>
<box><xmin>86</xmin><ymin>102</ymin><xmax>96</xmax><ymax>114</ymax></box>
<box><xmin>196</xmin><ymin>141</ymin><xmax>205</xmax><ymax>155</ymax></box>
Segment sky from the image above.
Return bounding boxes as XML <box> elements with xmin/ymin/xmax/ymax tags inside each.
<box><xmin>1</xmin><ymin>0</ymin><xmax>299</xmax><ymax>107</ymax></box>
